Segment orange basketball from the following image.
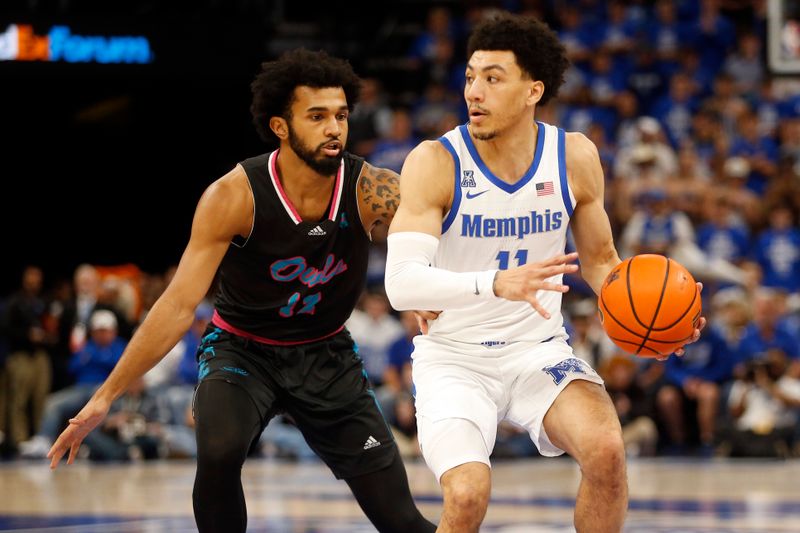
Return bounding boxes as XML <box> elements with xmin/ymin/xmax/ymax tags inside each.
<box><xmin>598</xmin><ymin>254</ymin><xmax>702</xmax><ymax>357</ymax></box>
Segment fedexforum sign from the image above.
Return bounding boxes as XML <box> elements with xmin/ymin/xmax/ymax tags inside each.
<box><xmin>0</xmin><ymin>24</ymin><xmax>152</xmax><ymax>64</ymax></box>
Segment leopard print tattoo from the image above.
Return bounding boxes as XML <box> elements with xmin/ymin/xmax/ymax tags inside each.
<box><xmin>359</xmin><ymin>163</ymin><xmax>400</xmax><ymax>227</ymax></box>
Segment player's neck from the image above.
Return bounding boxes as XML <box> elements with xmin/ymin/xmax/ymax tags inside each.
<box><xmin>470</xmin><ymin>119</ymin><xmax>539</xmax><ymax>184</ymax></box>
<box><xmin>274</xmin><ymin>148</ymin><xmax>336</xmax><ymax>218</ymax></box>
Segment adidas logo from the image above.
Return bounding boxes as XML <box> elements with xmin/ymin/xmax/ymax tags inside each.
<box><xmin>363</xmin><ymin>436</ymin><xmax>381</xmax><ymax>450</ymax></box>
<box><xmin>308</xmin><ymin>225</ymin><xmax>326</xmax><ymax>236</ymax></box>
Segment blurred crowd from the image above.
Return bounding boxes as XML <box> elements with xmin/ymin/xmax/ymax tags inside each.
<box><xmin>2</xmin><ymin>1</ymin><xmax>800</xmax><ymax>463</ymax></box>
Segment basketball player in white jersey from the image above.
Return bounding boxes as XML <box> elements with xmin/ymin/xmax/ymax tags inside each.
<box><xmin>385</xmin><ymin>13</ymin><xmax>704</xmax><ymax>533</ymax></box>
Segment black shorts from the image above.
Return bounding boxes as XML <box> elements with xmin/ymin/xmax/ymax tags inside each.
<box><xmin>194</xmin><ymin>326</ymin><xmax>397</xmax><ymax>479</ymax></box>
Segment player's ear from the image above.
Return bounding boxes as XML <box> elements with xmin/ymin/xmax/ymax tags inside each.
<box><xmin>269</xmin><ymin>117</ymin><xmax>289</xmax><ymax>141</ymax></box>
<box><xmin>528</xmin><ymin>80</ymin><xmax>544</xmax><ymax>106</ymax></box>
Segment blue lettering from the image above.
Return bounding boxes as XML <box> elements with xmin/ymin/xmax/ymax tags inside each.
<box><xmin>271</xmin><ymin>257</ymin><xmax>305</xmax><ymax>281</ymax></box>
<box><xmin>542</xmin><ymin>358</ymin><xmax>589</xmax><ymax>385</ymax></box>
<box><xmin>483</xmin><ymin>218</ymin><xmax>496</xmax><ymax>237</ymax></box>
<box><xmin>270</xmin><ymin>254</ymin><xmax>348</xmax><ymax>288</ymax></box>
<box><xmin>517</xmin><ymin>216</ymin><xmax>531</xmax><ymax>239</ymax></box>
<box><xmin>552</xmin><ymin>211</ymin><xmax>562</xmax><ymax>230</ymax></box>
<box><xmin>496</xmin><ymin>218</ymin><xmax>515</xmax><ymax>237</ymax></box>
<box><xmin>461</xmin><ymin>210</ymin><xmax>565</xmax><ymax>238</ymax></box>
<box><xmin>48</xmin><ymin>25</ymin><xmax>151</xmax><ymax>64</ymax></box>
<box><xmin>461</xmin><ymin>214</ymin><xmax>483</xmax><ymax>237</ymax></box>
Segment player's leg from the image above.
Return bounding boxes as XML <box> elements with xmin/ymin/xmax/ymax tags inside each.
<box><xmin>656</xmin><ymin>384</ymin><xmax>687</xmax><ymax>451</ymax></box>
<box><xmin>344</xmin><ymin>448</ymin><xmax>436</xmax><ymax>533</ymax></box>
<box><xmin>504</xmin><ymin>340</ymin><xmax>624</xmax><ymax>532</ymax></box>
<box><xmin>411</xmin><ymin>337</ymin><xmax>501</xmax><ymax>532</ymax></box>
<box><xmin>543</xmin><ymin>380</ymin><xmax>627</xmax><ymax>533</ymax></box>
<box><xmin>283</xmin><ymin>331</ymin><xmax>436</xmax><ymax>532</ymax></box>
<box><xmin>192</xmin><ymin>379</ymin><xmax>263</xmax><ymax>533</ymax></box>
<box><xmin>419</xmin><ymin>417</ymin><xmax>492</xmax><ymax>533</ymax></box>
<box><xmin>191</xmin><ymin>329</ymin><xmax>279</xmax><ymax>533</ymax></box>
<box><xmin>695</xmin><ymin>381</ymin><xmax>720</xmax><ymax>450</ymax></box>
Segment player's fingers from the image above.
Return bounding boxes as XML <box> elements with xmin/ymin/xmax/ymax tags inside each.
<box><xmin>696</xmin><ymin>282</ymin><xmax>704</xmax><ymax>292</ymax></box>
<box><xmin>541</xmin><ymin>264</ymin><xmax>579</xmax><ymax>278</ymax></box>
<box><xmin>536</xmin><ymin>281</ymin><xmax>570</xmax><ymax>293</ymax></box>
<box><xmin>539</xmin><ymin>252</ymin><xmax>579</xmax><ymax>267</ymax></box>
<box><xmin>526</xmin><ymin>296</ymin><xmax>551</xmax><ymax>319</ymax></box>
<box><xmin>67</xmin><ymin>441</ymin><xmax>81</xmax><ymax>465</ymax></box>
<box><xmin>674</xmin><ymin>347</ymin><xmax>685</xmax><ymax>357</ymax></box>
<box><xmin>697</xmin><ymin>317</ymin><xmax>707</xmax><ymax>331</ymax></box>
<box><xmin>48</xmin><ymin>444</ymin><xmax>65</xmax><ymax>469</ymax></box>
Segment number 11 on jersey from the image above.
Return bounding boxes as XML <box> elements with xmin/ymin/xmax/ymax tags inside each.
<box><xmin>496</xmin><ymin>249</ymin><xmax>528</xmax><ymax>270</ymax></box>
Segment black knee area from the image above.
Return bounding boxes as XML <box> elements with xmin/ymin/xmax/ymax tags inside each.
<box><xmin>345</xmin><ymin>451</ymin><xmax>436</xmax><ymax>533</ymax></box>
<box><xmin>193</xmin><ymin>380</ymin><xmax>263</xmax><ymax>533</ymax></box>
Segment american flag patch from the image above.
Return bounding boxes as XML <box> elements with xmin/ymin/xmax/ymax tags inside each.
<box><xmin>536</xmin><ymin>181</ymin><xmax>554</xmax><ymax>196</ymax></box>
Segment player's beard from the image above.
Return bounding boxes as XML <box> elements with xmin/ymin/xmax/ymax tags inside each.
<box><xmin>472</xmin><ymin>129</ymin><xmax>498</xmax><ymax>141</ymax></box>
<box><xmin>288</xmin><ymin>126</ymin><xmax>343</xmax><ymax>176</ymax></box>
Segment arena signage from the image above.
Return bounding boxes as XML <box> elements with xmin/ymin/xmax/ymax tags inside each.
<box><xmin>0</xmin><ymin>24</ymin><xmax>152</xmax><ymax>64</ymax></box>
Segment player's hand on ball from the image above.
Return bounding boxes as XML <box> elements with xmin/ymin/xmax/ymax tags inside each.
<box><xmin>493</xmin><ymin>252</ymin><xmax>578</xmax><ymax>318</ymax></box>
<box><xmin>668</xmin><ymin>282</ymin><xmax>706</xmax><ymax>360</ymax></box>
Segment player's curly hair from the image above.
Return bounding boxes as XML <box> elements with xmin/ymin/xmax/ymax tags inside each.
<box><xmin>250</xmin><ymin>48</ymin><xmax>361</xmax><ymax>145</ymax></box>
<box><xmin>467</xmin><ymin>12</ymin><xmax>569</xmax><ymax>106</ymax></box>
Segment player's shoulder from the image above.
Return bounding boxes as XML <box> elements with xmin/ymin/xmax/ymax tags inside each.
<box><xmin>563</xmin><ymin>131</ymin><xmax>600</xmax><ymax>166</ymax></box>
<box><xmin>202</xmin><ymin>163</ymin><xmax>252</xmax><ymax>212</ymax></box>
<box><xmin>404</xmin><ymin>139</ymin><xmax>454</xmax><ymax>169</ymax></box>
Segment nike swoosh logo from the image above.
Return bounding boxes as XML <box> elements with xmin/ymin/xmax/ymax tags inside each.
<box><xmin>474</xmin><ymin>277</ymin><xmax>480</xmax><ymax>295</ymax></box>
<box><xmin>465</xmin><ymin>190</ymin><xmax>489</xmax><ymax>199</ymax></box>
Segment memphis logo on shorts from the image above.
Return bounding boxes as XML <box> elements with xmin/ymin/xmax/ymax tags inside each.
<box><xmin>0</xmin><ymin>24</ymin><xmax>152</xmax><ymax>64</ymax></box>
<box><xmin>542</xmin><ymin>358</ymin><xmax>591</xmax><ymax>385</ymax></box>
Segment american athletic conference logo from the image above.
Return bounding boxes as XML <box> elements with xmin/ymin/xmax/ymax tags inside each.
<box><xmin>461</xmin><ymin>170</ymin><xmax>476</xmax><ymax>187</ymax></box>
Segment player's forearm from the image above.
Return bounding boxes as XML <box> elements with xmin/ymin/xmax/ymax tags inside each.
<box><xmin>385</xmin><ymin>231</ymin><xmax>496</xmax><ymax>311</ymax></box>
<box><xmin>581</xmin><ymin>255</ymin><xmax>621</xmax><ymax>296</ymax></box>
<box><xmin>93</xmin><ymin>297</ymin><xmax>196</xmax><ymax>403</ymax></box>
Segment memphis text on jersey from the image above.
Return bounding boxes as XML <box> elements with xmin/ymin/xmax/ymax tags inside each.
<box><xmin>461</xmin><ymin>209</ymin><xmax>563</xmax><ymax>239</ymax></box>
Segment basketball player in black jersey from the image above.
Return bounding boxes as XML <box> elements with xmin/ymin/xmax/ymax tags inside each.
<box><xmin>47</xmin><ymin>49</ymin><xmax>436</xmax><ymax>533</ymax></box>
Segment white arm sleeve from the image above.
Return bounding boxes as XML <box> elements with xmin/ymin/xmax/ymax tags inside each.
<box><xmin>385</xmin><ymin>231</ymin><xmax>497</xmax><ymax>311</ymax></box>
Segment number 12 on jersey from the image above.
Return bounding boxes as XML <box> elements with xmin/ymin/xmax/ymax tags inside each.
<box><xmin>280</xmin><ymin>292</ymin><xmax>321</xmax><ymax>317</ymax></box>
<box><xmin>496</xmin><ymin>249</ymin><xmax>528</xmax><ymax>270</ymax></box>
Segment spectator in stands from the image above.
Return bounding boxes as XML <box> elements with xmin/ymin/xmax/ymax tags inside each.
<box><xmin>752</xmin><ymin>203</ymin><xmax>800</xmax><ymax>294</ymax></box>
<box><xmin>19</xmin><ymin>310</ymin><xmax>126</xmax><ymax>458</ymax></box>
<box><xmin>368</xmin><ymin>108</ymin><xmax>418</xmax><ymax>173</ymax></box>
<box><xmin>345</xmin><ymin>290</ymin><xmax>402</xmax><ymax>388</ymax></box>
<box><xmin>656</xmin><ymin>325</ymin><xmax>733</xmax><ymax>456</ymax></box>
<box><xmin>723</xmin><ymin>32</ymin><xmax>765</xmax><ymax>95</ymax></box>
<box><xmin>3</xmin><ymin>266</ymin><xmax>52</xmax><ymax>447</ymax></box>
<box><xmin>348</xmin><ymin>78</ymin><xmax>393</xmax><ymax>157</ymax></box>
<box><xmin>601</xmin><ymin>355</ymin><xmax>659</xmax><ymax>457</ymax></box>
<box><xmin>736</xmin><ymin>288</ymin><xmax>800</xmax><ymax>376</ymax></box>
<box><xmin>719</xmin><ymin>351</ymin><xmax>799</xmax><ymax>457</ymax></box>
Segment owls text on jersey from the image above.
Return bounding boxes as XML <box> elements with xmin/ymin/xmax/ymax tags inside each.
<box><xmin>429</xmin><ymin>121</ymin><xmax>577</xmax><ymax>346</ymax></box>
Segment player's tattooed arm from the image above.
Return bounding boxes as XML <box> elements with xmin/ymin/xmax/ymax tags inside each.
<box><xmin>357</xmin><ymin>161</ymin><xmax>400</xmax><ymax>233</ymax></box>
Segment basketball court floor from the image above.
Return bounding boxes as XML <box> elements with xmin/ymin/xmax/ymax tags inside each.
<box><xmin>1</xmin><ymin>456</ymin><xmax>798</xmax><ymax>532</ymax></box>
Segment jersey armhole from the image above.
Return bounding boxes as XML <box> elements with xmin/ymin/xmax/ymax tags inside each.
<box><xmin>438</xmin><ymin>136</ymin><xmax>462</xmax><ymax>235</ymax></box>
<box><xmin>557</xmin><ymin>128</ymin><xmax>575</xmax><ymax>218</ymax></box>
<box><xmin>232</xmin><ymin>163</ymin><xmax>255</xmax><ymax>248</ymax></box>
<box><xmin>352</xmin><ymin>160</ymin><xmax>372</xmax><ymax>241</ymax></box>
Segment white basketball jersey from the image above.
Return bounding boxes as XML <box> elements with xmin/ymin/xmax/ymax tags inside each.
<box><xmin>429</xmin><ymin>121</ymin><xmax>576</xmax><ymax>346</ymax></box>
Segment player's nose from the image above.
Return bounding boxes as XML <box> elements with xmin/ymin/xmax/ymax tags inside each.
<box><xmin>323</xmin><ymin>116</ymin><xmax>342</xmax><ymax>136</ymax></box>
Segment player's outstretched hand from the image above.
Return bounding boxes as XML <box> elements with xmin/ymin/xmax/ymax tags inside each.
<box><xmin>493</xmin><ymin>252</ymin><xmax>579</xmax><ymax>318</ymax></box>
<box><xmin>47</xmin><ymin>397</ymin><xmax>111</xmax><ymax>470</ymax></box>
<box><xmin>658</xmin><ymin>282</ymin><xmax>707</xmax><ymax>361</ymax></box>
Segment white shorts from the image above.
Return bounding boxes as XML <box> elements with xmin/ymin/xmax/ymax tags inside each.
<box><xmin>412</xmin><ymin>334</ymin><xmax>604</xmax><ymax>482</ymax></box>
